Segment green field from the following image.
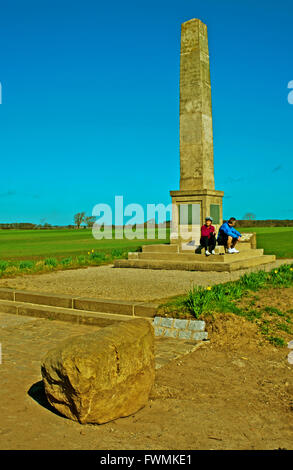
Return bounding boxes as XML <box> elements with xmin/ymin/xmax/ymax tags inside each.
<box><xmin>0</xmin><ymin>228</ymin><xmax>169</xmax><ymax>261</ymax></box>
<box><xmin>0</xmin><ymin>226</ymin><xmax>292</xmax><ymax>262</ymax></box>
<box><xmin>240</xmin><ymin>227</ymin><xmax>293</xmax><ymax>259</ymax></box>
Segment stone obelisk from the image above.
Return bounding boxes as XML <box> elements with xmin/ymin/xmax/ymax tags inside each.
<box><xmin>170</xmin><ymin>18</ymin><xmax>224</xmax><ymax>245</ymax></box>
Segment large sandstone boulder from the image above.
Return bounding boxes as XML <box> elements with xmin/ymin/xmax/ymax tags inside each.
<box><xmin>41</xmin><ymin>319</ymin><xmax>155</xmax><ymax>424</ymax></box>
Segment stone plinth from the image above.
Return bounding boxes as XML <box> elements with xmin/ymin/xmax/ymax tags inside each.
<box><xmin>170</xmin><ymin>189</ymin><xmax>224</xmax><ymax>245</ymax></box>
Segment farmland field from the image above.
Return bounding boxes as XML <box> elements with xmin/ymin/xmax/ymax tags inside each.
<box><xmin>241</xmin><ymin>227</ymin><xmax>293</xmax><ymax>259</ymax></box>
<box><xmin>0</xmin><ymin>226</ymin><xmax>292</xmax><ymax>261</ymax></box>
<box><xmin>0</xmin><ymin>228</ymin><xmax>169</xmax><ymax>261</ymax></box>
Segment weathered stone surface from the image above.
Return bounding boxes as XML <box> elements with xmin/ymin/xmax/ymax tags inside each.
<box><xmin>178</xmin><ymin>330</ymin><xmax>192</xmax><ymax>340</ymax></box>
<box><xmin>164</xmin><ymin>329</ymin><xmax>178</xmax><ymax>338</ymax></box>
<box><xmin>160</xmin><ymin>317</ymin><xmax>174</xmax><ymax>328</ymax></box>
<box><xmin>15</xmin><ymin>290</ymin><xmax>73</xmax><ymax>308</ymax></box>
<box><xmin>179</xmin><ymin>18</ymin><xmax>214</xmax><ymax>191</ymax></box>
<box><xmin>73</xmin><ymin>297</ymin><xmax>135</xmax><ymax>315</ymax></box>
<box><xmin>0</xmin><ymin>288</ymin><xmax>14</xmax><ymax>301</ymax></box>
<box><xmin>188</xmin><ymin>320</ymin><xmax>206</xmax><ymax>331</ymax></box>
<box><xmin>41</xmin><ymin>318</ymin><xmax>155</xmax><ymax>424</ymax></box>
<box><xmin>193</xmin><ymin>331</ymin><xmax>208</xmax><ymax>341</ymax></box>
<box><xmin>174</xmin><ymin>319</ymin><xmax>188</xmax><ymax>329</ymax></box>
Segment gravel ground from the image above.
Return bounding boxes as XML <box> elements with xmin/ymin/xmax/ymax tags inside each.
<box><xmin>0</xmin><ymin>259</ymin><xmax>292</xmax><ymax>302</ymax></box>
<box><xmin>0</xmin><ymin>310</ymin><xmax>292</xmax><ymax>450</ymax></box>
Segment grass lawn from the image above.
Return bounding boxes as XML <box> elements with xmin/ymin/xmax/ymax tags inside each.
<box><xmin>0</xmin><ymin>228</ymin><xmax>170</xmax><ymax>261</ymax></box>
<box><xmin>240</xmin><ymin>227</ymin><xmax>293</xmax><ymax>258</ymax></box>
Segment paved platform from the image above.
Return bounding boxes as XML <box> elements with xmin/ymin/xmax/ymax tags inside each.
<box><xmin>0</xmin><ymin>259</ymin><xmax>291</xmax><ymax>303</ymax></box>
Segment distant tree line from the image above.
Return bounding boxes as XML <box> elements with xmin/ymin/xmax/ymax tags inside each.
<box><xmin>235</xmin><ymin>219</ymin><xmax>293</xmax><ymax>227</ymax></box>
<box><xmin>0</xmin><ymin>219</ymin><xmax>293</xmax><ymax>230</ymax></box>
<box><xmin>0</xmin><ymin>223</ymin><xmax>76</xmax><ymax>230</ymax></box>
<box><xmin>74</xmin><ymin>212</ymin><xmax>96</xmax><ymax>229</ymax></box>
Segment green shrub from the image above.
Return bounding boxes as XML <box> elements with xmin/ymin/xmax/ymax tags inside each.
<box><xmin>0</xmin><ymin>260</ymin><xmax>9</xmax><ymax>271</ymax></box>
<box><xmin>185</xmin><ymin>287</ymin><xmax>212</xmax><ymax>319</ymax></box>
<box><xmin>267</xmin><ymin>336</ymin><xmax>287</xmax><ymax>347</ymax></box>
<box><xmin>268</xmin><ymin>264</ymin><xmax>293</xmax><ymax>287</ymax></box>
<box><xmin>44</xmin><ymin>257</ymin><xmax>57</xmax><ymax>267</ymax></box>
<box><xmin>19</xmin><ymin>260</ymin><xmax>35</xmax><ymax>270</ymax></box>
<box><xmin>110</xmin><ymin>248</ymin><xmax>126</xmax><ymax>259</ymax></box>
<box><xmin>90</xmin><ymin>252</ymin><xmax>106</xmax><ymax>261</ymax></box>
<box><xmin>60</xmin><ymin>257</ymin><xmax>73</xmax><ymax>266</ymax></box>
<box><xmin>239</xmin><ymin>271</ymin><xmax>268</xmax><ymax>290</ymax></box>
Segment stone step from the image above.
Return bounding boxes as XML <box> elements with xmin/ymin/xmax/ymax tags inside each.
<box><xmin>226</xmin><ymin>255</ymin><xmax>276</xmax><ymax>271</ymax></box>
<box><xmin>142</xmin><ymin>244</ymin><xmax>179</xmax><ymax>253</ymax></box>
<box><xmin>0</xmin><ymin>299</ymin><xmax>153</xmax><ymax>327</ymax></box>
<box><xmin>235</xmin><ymin>242</ymin><xmax>253</xmax><ymax>251</ymax></box>
<box><xmin>0</xmin><ymin>288</ymin><xmax>158</xmax><ymax>318</ymax></box>
<box><xmin>115</xmin><ymin>254</ymin><xmax>276</xmax><ymax>272</ymax></box>
<box><xmin>180</xmin><ymin>244</ymin><xmax>224</xmax><ymax>253</ymax></box>
<box><xmin>142</xmin><ymin>242</ymin><xmax>252</xmax><ymax>254</ymax></box>
<box><xmin>181</xmin><ymin>242</ymin><xmax>252</xmax><ymax>252</ymax></box>
<box><xmin>134</xmin><ymin>249</ymin><xmax>264</xmax><ymax>263</ymax></box>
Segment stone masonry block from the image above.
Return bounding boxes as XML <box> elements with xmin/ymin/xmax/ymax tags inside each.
<box><xmin>192</xmin><ymin>331</ymin><xmax>208</xmax><ymax>341</ymax></box>
<box><xmin>164</xmin><ymin>329</ymin><xmax>178</xmax><ymax>338</ymax></box>
<box><xmin>178</xmin><ymin>330</ymin><xmax>192</xmax><ymax>340</ymax></box>
<box><xmin>188</xmin><ymin>320</ymin><xmax>206</xmax><ymax>331</ymax></box>
<box><xmin>160</xmin><ymin>317</ymin><xmax>174</xmax><ymax>328</ymax></box>
<box><xmin>154</xmin><ymin>327</ymin><xmax>164</xmax><ymax>337</ymax></box>
<box><xmin>152</xmin><ymin>317</ymin><xmax>162</xmax><ymax>326</ymax></box>
<box><xmin>15</xmin><ymin>291</ymin><xmax>73</xmax><ymax>309</ymax></box>
<box><xmin>0</xmin><ymin>288</ymin><xmax>14</xmax><ymax>301</ymax></box>
<box><xmin>173</xmin><ymin>319</ymin><xmax>189</xmax><ymax>329</ymax></box>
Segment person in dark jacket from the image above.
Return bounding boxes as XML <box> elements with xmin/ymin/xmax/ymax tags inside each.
<box><xmin>217</xmin><ymin>217</ymin><xmax>242</xmax><ymax>253</ymax></box>
<box><xmin>200</xmin><ymin>216</ymin><xmax>216</xmax><ymax>256</ymax></box>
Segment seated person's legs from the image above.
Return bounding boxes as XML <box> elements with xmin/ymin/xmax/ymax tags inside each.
<box><xmin>227</xmin><ymin>236</ymin><xmax>240</xmax><ymax>253</ymax></box>
<box><xmin>208</xmin><ymin>234</ymin><xmax>216</xmax><ymax>252</ymax></box>
<box><xmin>226</xmin><ymin>236</ymin><xmax>233</xmax><ymax>250</ymax></box>
<box><xmin>200</xmin><ymin>236</ymin><xmax>209</xmax><ymax>250</ymax></box>
<box><xmin>217</xmin><ymin>232</ymin><xmax>228</xmax><ymax>247</ymax></box>
<box><xmin>231</xmin><ymin>237</ymin><xmax>238</xmax><ymax>248</ymax></box>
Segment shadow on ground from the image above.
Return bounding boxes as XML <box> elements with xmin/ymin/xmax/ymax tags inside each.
<box><xmin>28</xmin><ymin>380</ymin><xmax>67</xmax><ymax>419</ymax></box>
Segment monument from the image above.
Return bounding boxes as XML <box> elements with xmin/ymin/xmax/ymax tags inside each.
<box><xmin>170</xmin><ymin>18</ymin><xmax>224</xmax><ymax>246</ymax></box>
<box><xmin>114</xmin><ymin>19</ymin><xmax>275</xmax><ymax>272</ymax></box>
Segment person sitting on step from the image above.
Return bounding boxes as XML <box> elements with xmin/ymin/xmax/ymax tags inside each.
<box><xmin>200</xmin><ymin>216</ymin><xmax>216</xmax><ymax>256</ymax></box>
<box><xmin>217</xmin><ymin>217</ymin><xmax>242</xmax><ymax>254</ymax></box>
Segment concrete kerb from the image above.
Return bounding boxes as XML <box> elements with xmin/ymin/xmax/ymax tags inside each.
<box><xmin>0</xmin><ymin>287</ymin><xmax>159</xmax><ymax>320</ymax></box>
<box><xmin>0</xmin><ymin>299</ymin><xmax>144</xmax><ymax>327</ymax></box>
<box><xmin>0</xmin><ymin>288</ymin><xmax>209</xmax><ymax>341</ymax></box>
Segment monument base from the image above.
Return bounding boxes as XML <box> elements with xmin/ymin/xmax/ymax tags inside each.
<box><xmin>114</xmin><ymin>234</ymin><xmax>276</xmax><ymax>273</ymax></box>
<box><xmin>169</xmin><ymin>189</ymin><xmax>224</xmax><ymax>246</ymax></box>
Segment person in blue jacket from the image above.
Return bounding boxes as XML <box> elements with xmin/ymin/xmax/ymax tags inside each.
<box><xmin>217</xmin><ymin>217</ymin><xmax>242</xmax><ymax>254</ymax></box>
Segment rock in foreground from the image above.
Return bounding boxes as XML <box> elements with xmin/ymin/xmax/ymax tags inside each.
<box><xmin>41</xmin><ymin>318</ymin><xmax>155</xmax><ymax>424</ymax></box>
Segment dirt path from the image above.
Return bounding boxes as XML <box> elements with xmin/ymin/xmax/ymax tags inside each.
<box><xmin>0</xmin><ymin>310</ymin><xmax>292</xmax><ymax>450</ymax></box>
<box><xmin>0</xmin><ymin>259</ymin><xmax>292</xmax><ymax>302</ymax></box>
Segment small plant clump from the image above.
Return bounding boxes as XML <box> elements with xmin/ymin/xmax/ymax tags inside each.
<box><xmin>159</xmin><ymin>264</ymin><xmax>293</xmax><ymax>347</ymax></box>
<box><xmin>0</xmin><ymin>246</ymin><xmax>140</xmax><ymax>279</ymax></box>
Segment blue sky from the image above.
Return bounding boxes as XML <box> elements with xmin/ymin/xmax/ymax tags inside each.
<box><xmin>0</xmin><ymin>0</ymin><xmax>292</xmax><ymax>225</ymax></box>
